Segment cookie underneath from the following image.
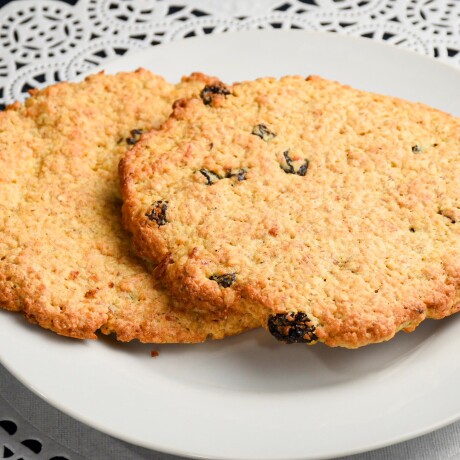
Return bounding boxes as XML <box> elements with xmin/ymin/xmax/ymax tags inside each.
<box><xmin>0</xmin><ymin>69</ymin><xmax>258</xmax><ymax>342</ymax></box>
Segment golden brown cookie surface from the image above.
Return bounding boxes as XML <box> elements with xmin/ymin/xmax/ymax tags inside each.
<box><xmin>121</xmin><ymin>75</ymin><xmax>460</xmax><ymax>348</ymax></box>
<box><xmin>0</xmin><ymin>69</ymin><xmax>258</xmax><ymax>342</ymax></box>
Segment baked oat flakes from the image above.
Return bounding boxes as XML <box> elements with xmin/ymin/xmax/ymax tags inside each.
<box><xmin>121</xmin><ymin>75</ymin><xmax>460</xmax><ymax>348</ymax></box>
<box><xmin>0</xmin><ymin>69</ymin><xmax>258</xmax><ymax>341</ymax></box>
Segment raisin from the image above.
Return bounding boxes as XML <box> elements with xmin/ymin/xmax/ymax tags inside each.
<box><xmin>251</xmin><ymin>124</ymin><xmax>276</xmax><ymax>141</ymax></box>
<box><xmin>200</xmin><ymin>168</ymin><xmax>247</xmax><ymax>184</ymax></box>
<box><xmin>297</xmin><ymin>160</ymin><xmax>310</xmax><ymax>176</ymax></box>
<box><xmin>209</xmin><ymin>272</ymin><xmax>236</xmax><ymax>288</ymax></box>
<box><xmin>226</xmin><ymin>168</ymin><xmax>247</xmax><ymax>181</ymax></box>
<box><xmin>126</xmin><ymin>128</ymin><xmax>144</xmax><ymax>145</ymax></box>
<box><xmin>282</xmin><ymin>151</ymin><xmax>295</xmax><ymax>174</ymax></box>
<box><xmin>268</xmin><ymin>312</ymin><xmax>318</xmax><ymax>344</ymax></box>
<box><xmin>200</xmin><ymin>84</ymin><xmax>231</xmax><ymax>105</ymax></box>
<box><xmin>200</xmin><ymin>169</ymin><xmax>223</xmax><ymax>185</ymax></box>
<box><xmin>145</xmin><ymin>201</ymin><xmax>168</xmax><ymax>226</ymax></box>
<box><xmin>280</xmin><ymin>150</ymin><xmax>309</xmax><ymax>176</ymax></box>
<box><xmin>412</xmin><ymin>144</ymin><xmax>422</xmax><ymax>153</ymax></box>
<box><xmin>438</xmin><ymin>209</ymin><xmax>458</xmax><ymax>223</ymax></box>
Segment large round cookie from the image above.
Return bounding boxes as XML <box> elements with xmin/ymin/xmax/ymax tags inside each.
<box><xmin>121</xmin><ymin>75</ymin><xmax>460</xmax><ymax>348</ymax></box>
<box><xmin>0</xmin><ymin>70</ymin><xmax>258</xmax><ymax>341</ymax></box>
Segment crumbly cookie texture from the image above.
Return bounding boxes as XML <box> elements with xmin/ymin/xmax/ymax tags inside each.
<box><xmin>0</xmin><ymin>69</ymin><xmax>258</xmax><ymax>342</ymax></box>
<box><xmin>121</xmin><ymin>75</ymin><xmax>460</xmax><ymax>348</ymax></box>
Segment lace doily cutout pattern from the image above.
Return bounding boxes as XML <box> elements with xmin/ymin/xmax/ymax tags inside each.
<box><xmin>0</xmin><ymin>1</ymin><xmax>86</xmax><ymax>63</ymax></box>
<box><xmin>0</xmin><ymin>400</ymin><xmax>80</xmax><ymax>460</ymax></box>
<box><xmin>0</xmin><ymin>0</ymin><xmax>459</xmax><ymax>106</ymax></box>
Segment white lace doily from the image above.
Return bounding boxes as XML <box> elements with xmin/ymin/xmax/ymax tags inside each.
<box><xmin>0</xmin><ymin>0</ymin><xmax>459</xmax><ymax>108</ymax></box>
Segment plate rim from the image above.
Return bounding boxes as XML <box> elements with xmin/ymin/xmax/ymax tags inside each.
<box><xmin>2</xmin><ymin>29</ymin><xmax>460</xmax><ymax>460</ymax></box>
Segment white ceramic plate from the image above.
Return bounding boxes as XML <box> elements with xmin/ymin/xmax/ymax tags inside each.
<box><xmin>1</xmin><ymin>30</ymin><xmax>460</xmax><ymax>460</ymax></box>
